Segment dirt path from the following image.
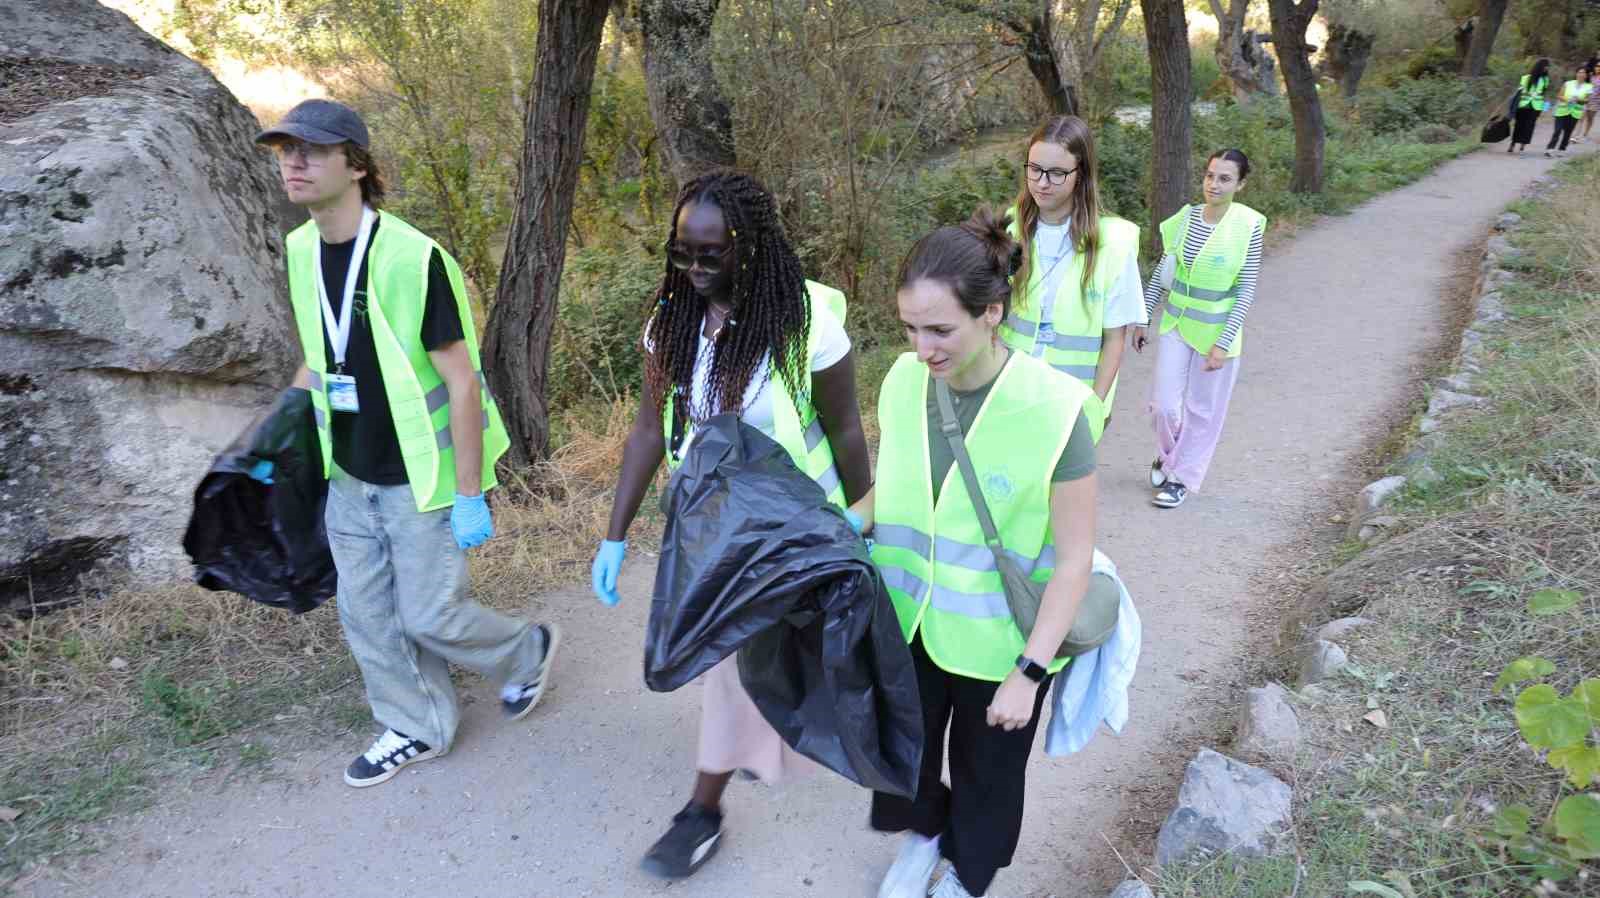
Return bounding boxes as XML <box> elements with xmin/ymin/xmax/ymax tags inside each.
<box><xmin>19</xmin><ymin>136</ymin><xmax>1589</xmax><ymax>898</ymax></box>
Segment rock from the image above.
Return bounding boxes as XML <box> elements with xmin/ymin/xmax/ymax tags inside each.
<box><xmin>1316</xmin><ymin>616</ymin><xmax>1373</xmax><ymax>642</ymax></box>
<box><xmin>108</xmin><ymin>656</ymin><xmax>129</xmax><ymax>670</ymax></box>
<box><xmin>1235</xmin><ymin>683</ymin><xmax>1300</xmax><ymax>764</ymax></box>
<box><xmin>1298</xmin><ymin>639</ymin><xmax>1348</xmax><ymax>685</ymax></box>
<box><xmin>1495</xmin><ymin>212</ymin><xmax>1522</xmax><ymax>231</ymax></box>
<box><xmin>1155</xmin><ymin>748</ymin><xmax>1293</xmax><ymax>866</ymax></box>
<box><xmin>1440</xmin><ymin>372</ymin><xmax>1477</xmax><ymax>393</ymax></box>
<box><xmin>1477</xmin><ymin>290</ymin><xmax>1507</xmax><ymax>318</ymax></box>
<box><xmin>1482</xmin><ymin>268</ymin><xmax>1518</xmax><ymax>291</ymax></box>
<box><xmin>1484</xmin><ymin>235</ymin><xmax>1521</xmax><ymax>261</ymax></box>
<box><xmin>1408</xmin><ymin>461</ymin><xmax>1443</xmax><ymax>488</ymax></box>
<box><xmin>1358</xmin><ymin>515</ymin><xmax>1400</xmax><ymax>543</ymax></box>
<box><xmin>1107</xmin><ymin>881</ymin><xmax>1155</xmax><ymax>898</ymax></box>
<box><xmin>1427</xmin><ymin>389</ymin><xmax>1486</xmax><ymax>418</ymax></box>
<box><xmin>1</xmin><ymin>0</ymin><xmax>297</xmax><ymax>608</ymax></box>
<box><xmin>1419</xmin><ymin>416</ymin><xmax>1442</xmax><ymax>435</ymax></box>
<box><xmin>1346</xmin><ymin>475</ymin><xmax>1406</xmax><ymax>539</ymax></box>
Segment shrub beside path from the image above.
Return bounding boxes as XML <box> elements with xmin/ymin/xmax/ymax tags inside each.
<box><xmin>18</xmin><ymin>135</ymin><xmax>1592</xmax><ymax>898</ymax></box>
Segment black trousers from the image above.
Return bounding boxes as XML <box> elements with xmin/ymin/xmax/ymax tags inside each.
<box><xmin>869</xmin><ymin>635</ymin><xmax>1052</xmax><ymax>896</ymax></box>
<box><xmin>1548</xmin><ymin>115</ymin><xmax>1578</xmax><ymax>150</ymax></box>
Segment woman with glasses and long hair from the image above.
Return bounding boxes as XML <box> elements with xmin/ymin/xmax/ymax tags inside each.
<box><xmin>996</xmin><ymin>115</ymin><xmax>1144</xmax><ymax>442</ymax></box>
<box><xmin>589</xmin><ymin>169</ymin><xmax>871</xmax><ymax>880</ymax></box>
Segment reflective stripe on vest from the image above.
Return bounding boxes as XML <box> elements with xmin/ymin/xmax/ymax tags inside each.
<box><xmin>996</xmin><ymin>211</ymin><xmax>1138</xmax><ymax>444</ymax></box>
<box><xmin>662</xmin><ymin>281</ymin><xmax>847</xmax><ymax>506</ymax></box>
<box><xmin>1157</xmin><ymin>203</ymin><xmax>1265</xmax><ymax>358</ymax></box>
<box><xmin>285</xmin><ymin>211</ymin><xmax>511</xmax><ymax>511</ymax></box>
<box><xmin>869</xmin><ymin>350</ymin><xmax>1087</xmax><ymax>681</ymax></box>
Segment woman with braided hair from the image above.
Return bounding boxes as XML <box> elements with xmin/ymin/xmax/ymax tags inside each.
<box><xmin>589</xmin><ymin>169</ymin><xmax>871</xmax><ymax>879</ymax></box>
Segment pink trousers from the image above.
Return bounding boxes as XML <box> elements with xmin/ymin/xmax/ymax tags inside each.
<box><xmin>1148</xmin><ymin>328</ymin><xmax>1240</xmax><ymax>492</ymax></box>
<box><xmin>696</xmin><ymin>655</ymin><xmax>815</xmax><ymax>783</ymax></box>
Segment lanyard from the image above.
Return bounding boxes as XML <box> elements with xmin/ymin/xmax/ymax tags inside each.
<box><xmin>312</xmin><ymin>206</ymin><xmax>377</xmax><ymax>371</ymax></box>
<box><xmin>1033</xmin><ymin>223</ymin><xmax>1077</xmax><ymax>332</ymax></box>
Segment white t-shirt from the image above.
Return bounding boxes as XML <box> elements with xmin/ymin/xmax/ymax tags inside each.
<box><xmin>645</xmin><ymin>304</ymin><xmax>851</xmax><ymax>439</ymax></box>
<box><xmin>1031</xmin><ymin>218</ymin><xmax>1148</xmax><ymax>331</ymax></box>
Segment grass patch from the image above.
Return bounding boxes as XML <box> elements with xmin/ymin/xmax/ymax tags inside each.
<box><xmin>1155</xmin><ymin>155</ymin><xmax>1600</xmax><ymax>895</ymax></box>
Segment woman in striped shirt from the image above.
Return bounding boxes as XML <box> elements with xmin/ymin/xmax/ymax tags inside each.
<box><xmin>1132</xmin><ymin>149</ymin><xmax>1264</xmax><ymax>508</ymax></box>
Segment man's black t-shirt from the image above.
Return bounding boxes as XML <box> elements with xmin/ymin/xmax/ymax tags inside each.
<box><xmin>319</xmin><ymin>217</ymin><xmax>465</xmax><ymax>485</ymax></box>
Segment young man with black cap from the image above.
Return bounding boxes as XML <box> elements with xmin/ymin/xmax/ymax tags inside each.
<box><xmin>254</xmin><ymin>98</ymin><xmax>559</xmax><ymax>787</ymax></box>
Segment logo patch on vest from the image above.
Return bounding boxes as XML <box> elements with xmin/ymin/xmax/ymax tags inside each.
<box><xmin>1210</xmin><ymin>253</ymin><xmax>1228</xmax><ymax>267</ymax></box>
<box><xmin>982</xmin><ymin>467</ymin><xmax>1016</xmax><ymax>504</ymax></box>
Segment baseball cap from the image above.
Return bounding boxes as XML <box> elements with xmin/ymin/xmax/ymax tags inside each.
<box><xmin>256</xmin><ymin>99</ymin><xmax>370</xmax><ymax>148</ymax></box>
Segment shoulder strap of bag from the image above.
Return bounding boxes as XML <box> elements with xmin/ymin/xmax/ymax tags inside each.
<box><xmin>933</xmin><ymin>378</ymin><xmax>1039</xmax><ymax>629</ymax></box>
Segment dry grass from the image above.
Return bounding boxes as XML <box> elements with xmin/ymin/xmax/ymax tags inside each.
<box><xmin>1157</xmin><ymin>155</ymin><xmax>1600</xmax><ymax>896</ymax></box>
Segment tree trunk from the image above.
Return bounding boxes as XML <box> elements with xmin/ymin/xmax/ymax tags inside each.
<box><xmin>1322</xmin><ymin>22</ymin><xmax>1375</xmax><ymax>99</ymax></box>
<box><xmin>483</xmin><ymin>0</ymin><xmax>611</xmax><ymax>467</ymax></box>
<box><xmin>638</xmin><ymin>0</ymin><xmax>736</xmax><ymax>184</ymax></box>
<box><xmin>1019</xmin><ymin>9</ymin><xmax>1076</xmax><ymax>115</ymax></box>
<box><xmin>1141</xmin><ymin>0</ymin><xmax>1192</xmax><ymax>256</ymax></box>
<box><xmin>1268</xmin><ymin>0</ymin><xmax>1325</xmax><ymax>194</ymax></box>
<box><xmin>1453</xmin><ymin>19</ymin><xmax>1474</xmax><ymax>67</ymax></box>
<box><xmin>1209</xmin><ymin>0</ymin><xmax>1278</xmax><ymax>102</ymax></box>
<box><xmin>1462</xmin><ymin>0</ymin><xmax>1508</xmax><ymax>77</ymax></box>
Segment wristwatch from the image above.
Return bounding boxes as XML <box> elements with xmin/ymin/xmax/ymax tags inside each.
<box><xmin>1015</xmin><ymin>654</ymin><xmax>1047</xmax><ymax>683</ymax></box>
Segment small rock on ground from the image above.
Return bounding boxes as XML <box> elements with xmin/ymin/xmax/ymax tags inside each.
<box><xmin>1107</xmin><ymin>880</ymin><xmax>1155</xmax><ymax>898</ymax></box>
<box><xmin>1235</xmin><ymin>683</ymin><xmax>1300</xmax><ymax>764</ymax></box>
<box><xmin>1299</xmin><ymin>639</ymin><xmax>1348</xmax><ymax>685</ymax></box>
<box><xmin>1315</xmin><ymin>617</ymin><xmax>1373</xmax><ymax>642</ymax></box>
<box><xmin>1155</xmin><ymin>748</ymin><xmax>1293</xmax><ymax>866</ymax></box>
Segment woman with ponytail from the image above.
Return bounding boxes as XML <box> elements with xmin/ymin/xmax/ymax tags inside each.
<box><xmin>997</xmin><ymin>115</ymin><xmax>1145</xmax><ymax>442</ymax></box>
<box><xmin>1133</xmin><ymin>148</ymin><xmax>1265</xmax><ymax>509</ymax></box>
<box><xmin>589</xmin><ymin>170</ymin><xmax>871</xmax><ymax>879</ymax></box>
<box><xmin>848</xmin><ymin>207</ymin><xmax>1097</xmax><ymax>898</ymax></box>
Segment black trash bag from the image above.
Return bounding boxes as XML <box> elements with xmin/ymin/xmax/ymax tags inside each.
<box><xmin>182</xmin><ymin>387</ymin><xmax>336</xmax><ymax>613</ymax></box>
<box><xmin>1482</xmin><ymin>115</ymin><xmax>1511</xmax><ymax>144</ymax></box>
<box><xmin>644</xmin><ymin>415</ymin><xmax>923</xmax><ymax>798</ymax></box>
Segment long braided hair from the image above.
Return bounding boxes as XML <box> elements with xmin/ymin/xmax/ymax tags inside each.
<box><xmin>644</xmin><ymin>170</ymin><xmax>811</xmax><ymax>424</ymax></box>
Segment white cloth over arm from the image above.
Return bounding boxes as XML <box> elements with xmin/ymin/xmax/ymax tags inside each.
<box><xmin>1044</xmin><ymin>549</ymin><xmax>1141</xmax><ymax>756</ymax></box>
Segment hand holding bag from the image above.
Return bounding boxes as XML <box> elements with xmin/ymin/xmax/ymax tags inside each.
<box><xmin>933</xmin><ymin>379</ymin><xmax>1117</xmax><ymax>658</ymax></box>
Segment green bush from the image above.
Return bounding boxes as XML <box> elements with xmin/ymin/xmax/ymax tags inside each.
<box><xmin>1357</xmin><ymin>76</ymin><xmax>1499</xmax><ymax>136</ymax></box>
<box><xmin>1412</xmin><ymin>122</ymin><xmax>1460</xmax><ymax>144</ymax></box>
<box><xmin>547</xmin><ymin>243</ymin><xmax>663</xmax><ymax>412</ymax></box>
<box><xmin>1405</xmin><ymin>43</ymin><xmax>1461</xmax><ymax>80</ymax></box>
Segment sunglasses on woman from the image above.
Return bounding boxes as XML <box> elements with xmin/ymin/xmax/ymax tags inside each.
<box><xmin>667</xmin><ymin>242</ymin><xmax>736</xmax><ymax>274</ymax></box>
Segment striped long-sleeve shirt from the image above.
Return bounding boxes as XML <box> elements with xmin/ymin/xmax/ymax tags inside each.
<box><xmin>1142</xmin><ymin>205</ymin><xmax>1265</xmax><ymax>352</ymax></box>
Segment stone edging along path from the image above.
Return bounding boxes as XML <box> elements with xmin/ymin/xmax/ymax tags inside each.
<box><xmin>1099</xmin><ymin>169</ymin><xmax>1567</xmax><ymax>896</ymax></box>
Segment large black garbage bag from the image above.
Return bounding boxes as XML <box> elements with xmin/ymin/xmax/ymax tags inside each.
<box><xmin>644</xmin><ymin>415</ymin><xmax>923</xmax><ymax>797</ymax></box>
<box><xmin>182</xmin><ymin>387</ymin><xmax>336</xmax><ymax>613</ymax></box>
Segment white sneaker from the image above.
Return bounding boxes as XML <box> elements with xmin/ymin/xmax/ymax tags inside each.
<box><xmin>1149</xmin><ymin>458</ymin><xmax>1167</xmax><ymax>488</ymax></box>
<box><xmin>930</xmin><ymin>868</ymin><xmax>985</xmax><ymax>898</ymax></box>
<box><xmin>877</xmin><ymin>832</ymin><xmax>942</xmax><ymax>898</ymax></box>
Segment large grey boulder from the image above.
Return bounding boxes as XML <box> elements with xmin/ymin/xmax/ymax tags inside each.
<box><xmin>1298</xmin><ymin>639</ymin><xmax>1349</xmax><ymax>685</ymax></box>
<box><xmin>1</xmin><ymin>0</ymin><xmax>297</xmax><ymax>607</ymax></box>
<box><xmin>1155</xmin><ymin>749</ymin><xmax>1293</xmax><ymax>866</ymax></box>
<box><xmin>1235</xmin><ymin>683</ymin><xmax>1300</xmax><ymax>764</ymax></box>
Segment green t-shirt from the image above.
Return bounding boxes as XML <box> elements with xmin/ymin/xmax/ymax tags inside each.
<box><xmin>925</xmin><ymin>370</ymin><xmax>1096</xmax><ymax>503</ymax></box>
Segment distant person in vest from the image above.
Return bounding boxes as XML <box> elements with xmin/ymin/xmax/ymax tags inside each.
<box><xmin>997</xmin><ymin>115</ymin><xmax>1144</xmax><ymax>443</ymax></box>
<box><xmin>1510</xmin><ymin>58</ymin><xmax>1552</xmax><ymax>155</ymax></box>
<box><xmin>253</xmin><ymin>99</ymin><xmax>558</xmax><ymax>788</ymax></box>
<box><xmin>1133</xmin><ymin>149</ymin><xmax>1265</xmax><ymax>509</ymax></box>
<box><xmin>1583</xmin><ymin>64</ymin><xmax>1600</xmax><ymax>141</ymax></box>
<box><xmin>849</xmin><ymin>208</ymin><xmax>1097</xmax><ymax>898</ymax></box>
<box><xmin>589</xmin><ymin>170</ymin><xmax>871</xmax><ymax>879</ymax></box>
<box><xmin>1547</xmin><ymin>64</ymin><xmax>1592</xmax><ymax>156</ymax></box>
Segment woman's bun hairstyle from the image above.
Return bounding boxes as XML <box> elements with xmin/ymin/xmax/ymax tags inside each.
<box><xmin>896</xmin><ymin>204</ymin><xmax>1020</xmax><ymax>320</ymax></box>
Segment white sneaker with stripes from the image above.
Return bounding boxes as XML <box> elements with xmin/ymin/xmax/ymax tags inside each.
<box><xmin>343</xmin><ymin>729</ymin><xmax>440</xmax><ymax>788</ymax></box>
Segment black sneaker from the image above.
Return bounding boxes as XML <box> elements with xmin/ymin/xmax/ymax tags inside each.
<box><xmin>1152</xmin><ymin>481</ymin><xmax>1189</xmax><ymax>508</ymax></box>
<box><xmin>640</xmin><ymin>802</ymin><xmax>723</xmax><ymax>879</ymax></box>
<box><xmin>502</xmin><ymin>623</ymin><xmax>561</xmax><ymax>721</ymax></box>
<box><xmin>344</xmin><ymin>729</ymin><xmax>440</xmax><ymax>788</ymax></box>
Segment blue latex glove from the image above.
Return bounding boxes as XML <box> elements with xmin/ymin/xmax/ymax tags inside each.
<box><xmin>843</xmin><ymin>509</ymin><xmax>864</xmax><ymax>534</ymax></box>
<box><xmin>451</xmin><ymin>493</ymin><xmax>493</xmax><ymax>550</ymax></box>
<box><xmin>591</xmin><ymin>540</ymin><xmax>627</xmax><ymax>606</ymax></box>
<box><xmin>246</xmin><ymin>459</ymin><xmax>274</xmax><ymax>485</ymax></box>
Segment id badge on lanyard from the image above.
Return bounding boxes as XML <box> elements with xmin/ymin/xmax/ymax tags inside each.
<box><xmin>314</xmin><ymin>206</ymin><xmax>377</xmax><ymax>414</ymax></box>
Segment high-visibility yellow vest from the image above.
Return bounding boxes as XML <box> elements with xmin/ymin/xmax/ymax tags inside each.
<box><xmin>870</xmin><ymin>350</ymin><xmax>1088</xmax><ymax>682</ymax></box>
<box><xmin>1519</xmin><ymin>74</ymin><xmax>1550</xmax><ymax>109</ymax></box>
<box><xmin>997</xmin><ymin>209</ymin><xmax>1139</xmax><ymax>444</ymax></box>
<box><xmin>663</xmin><ymin>281</ymin><xmax>848</xmax><ymax>506</ymax></box>
<box><xmin>1555</xmin><ymin>80</ymin><xmax>1591</xmax><ymax>117</ymax></box>
<box><xmin>1157</xmin><ymin>203</ymin><xmax>1265</xmax><ymax>358</ymax></box>
<box><xmin>286</xmin><ymin>211</ymin><xmax>510</xmax><ymax>512</ymax></box>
